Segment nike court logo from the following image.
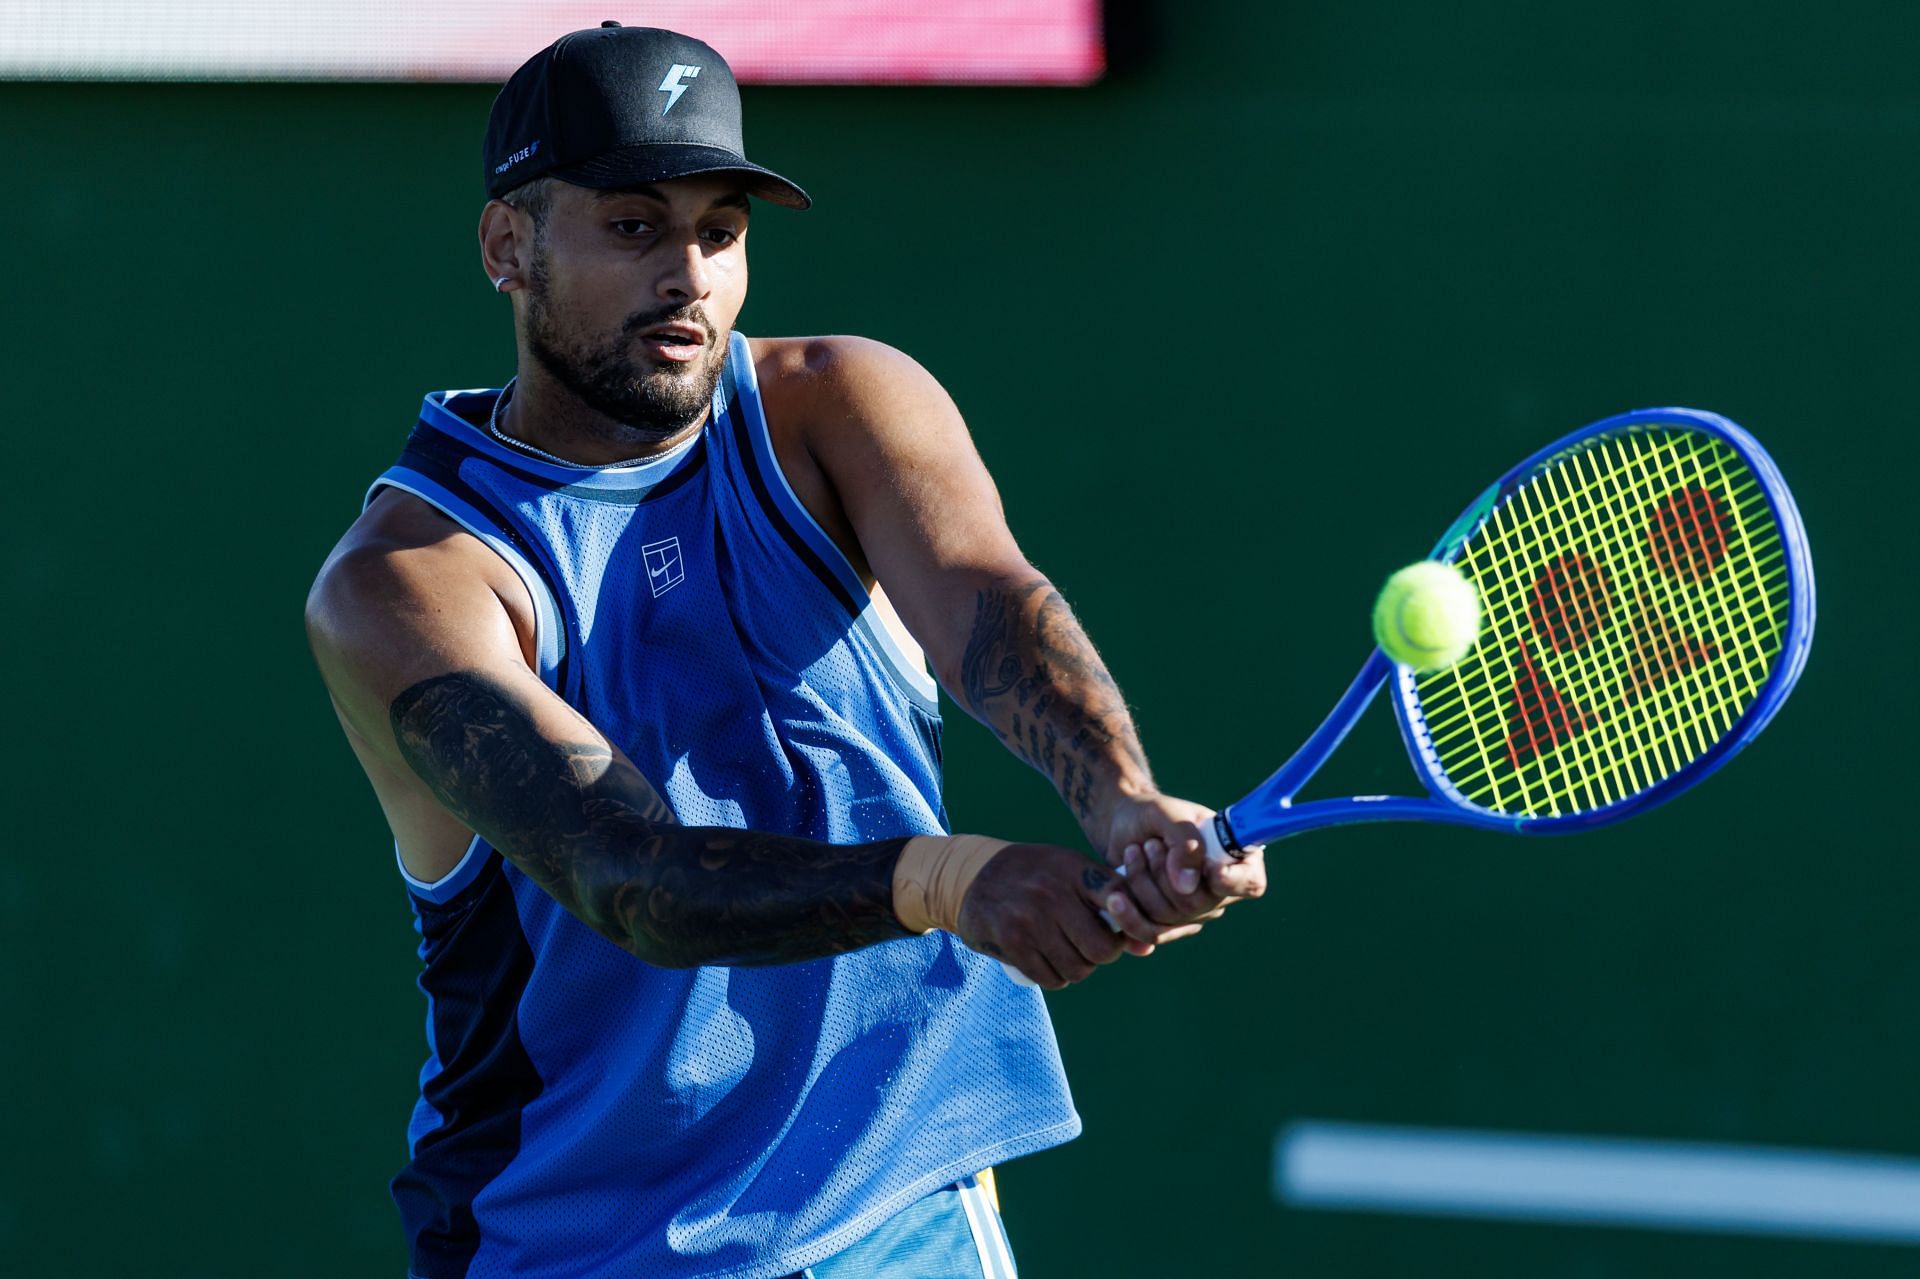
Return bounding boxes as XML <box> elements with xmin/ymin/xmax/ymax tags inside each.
<box><xmin>642</xmin><ymin>536</ymin><xmax>686</xmax><ymax>598</ymax></box>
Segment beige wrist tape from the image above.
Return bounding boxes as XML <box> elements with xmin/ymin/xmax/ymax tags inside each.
<box><xmin>893</xmin><ymin>835</ymin><xmax>1011</xmax><ymax>934</ymax></box>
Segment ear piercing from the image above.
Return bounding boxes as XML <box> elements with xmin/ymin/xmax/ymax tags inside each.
<box><xmin>494</xmin><ymin>276</ymin><xmax>515</xmax><ymax>292</ymax></box>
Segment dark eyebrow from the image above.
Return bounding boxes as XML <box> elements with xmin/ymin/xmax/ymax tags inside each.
<box><xmin>591</xmin><ymin>185</ymin><xmax>752</xmax><ymax>216</ymax></box>
<box><xmin>590</xmin><ymin>184</ymin><xmax>668</xmax><ymax>205</ymax></box>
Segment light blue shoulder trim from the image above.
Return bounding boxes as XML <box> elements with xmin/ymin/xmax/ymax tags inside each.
<box><xmin>725</xmin><ymin>334</ymin><xmax>942</xmax><ymax>707</ymax></box>
<box><xmin>393</xmin><ymin>835</ymin><xmax>492</xmax><ymax>904</ymax></box>
<box><xmin>365</xmin><ymin>469</ymin><xmax>566</xmax><ymax>687</ymax></box>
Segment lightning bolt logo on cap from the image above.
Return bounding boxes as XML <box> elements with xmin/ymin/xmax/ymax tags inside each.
<box><xmin>658</xmin><ymin>64</ymin><xmax>701</xmax><ymax>115</ymax></box>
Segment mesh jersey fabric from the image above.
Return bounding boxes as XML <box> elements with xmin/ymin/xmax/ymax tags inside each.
<box><xmin>366</xmin><ymin>332</ymin><xmax>1080</xmax><ymax>1279</ymax></box>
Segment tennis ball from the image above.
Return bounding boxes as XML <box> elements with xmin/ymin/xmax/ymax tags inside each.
<box><xmin>1372</xmin><ymin>560</ymin><xmax>1482</xmax><ymax>671</ymax></box>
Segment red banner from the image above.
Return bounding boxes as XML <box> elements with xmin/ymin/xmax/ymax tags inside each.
<box><xmin>0</xmin><ymin>1</ymin><xmax>1105</xmax><ymax>85</ymax></box>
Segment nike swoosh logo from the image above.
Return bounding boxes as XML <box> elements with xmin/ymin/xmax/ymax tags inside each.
<box><xmin>650</xmin><ymin>563</ymin><xmax>673</xmax><ymax>577</ymax></box>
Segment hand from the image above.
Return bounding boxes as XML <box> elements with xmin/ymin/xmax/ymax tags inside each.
<box><xmin>1099</xmin><ymin>791</ymin><xmax>1268</xmax><ymax>945</ymax></box>
<box><xmin>954</xmin><ymin>843</ymin><xmax>1190</xmax><ymax>990</ymax></box>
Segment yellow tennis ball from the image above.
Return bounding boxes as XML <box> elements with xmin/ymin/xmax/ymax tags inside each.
<box><xmin>1373</xmin><ymin>560</ymin><xmax>1482</xmax><ymax>671</ymax></box>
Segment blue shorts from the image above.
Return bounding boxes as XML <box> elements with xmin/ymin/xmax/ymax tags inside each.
<box><xmin>800</xmin><ymin>1175</ymin><xmax>1017</xmax><ymax>1279</ymax></box>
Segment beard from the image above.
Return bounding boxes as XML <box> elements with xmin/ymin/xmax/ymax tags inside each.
<box><xmin>522</xmin><ymin>248</ymin><xmax>728</xmax><ymax>444</ymax></box>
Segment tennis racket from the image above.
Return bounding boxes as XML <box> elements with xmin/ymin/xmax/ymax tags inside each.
<box><xmin>1198</xmin><ymin>406</ymin><xmax>1815</xmax><ymax>863</ymax></box>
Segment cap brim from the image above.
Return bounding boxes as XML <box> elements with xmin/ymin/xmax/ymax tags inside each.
<box><xmin>552</xmin><ymin>143</ymin><xmax>811</xmax><ymax>210</ymax></box>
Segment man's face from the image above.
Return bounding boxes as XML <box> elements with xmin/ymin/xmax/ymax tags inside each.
<box><xmin>520</xmin><ymin>175</ymin><xmax>751</xmax><ymax>440</ymax></box>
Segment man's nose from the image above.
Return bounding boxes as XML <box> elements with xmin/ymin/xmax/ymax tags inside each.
<box><xmin>658</xmin><ymin>237</ymin><xmax>711</xmax><ymax>303</ymax></box>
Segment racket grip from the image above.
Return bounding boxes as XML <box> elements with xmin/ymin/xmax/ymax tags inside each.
<box><xmin>1199</xmin><ymin>812</ymin><xmax>1236</xmax><ymax>864</ymax></box>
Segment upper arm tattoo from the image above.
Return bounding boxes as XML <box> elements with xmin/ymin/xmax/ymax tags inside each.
<box><xmin>958</xmin><ymin>578</ymin><xmax>1150</xmax><ymax>821</ymax></box>
<box><xmin>388</xmin><ymin>671</ymin><xmax>911</xmax><ymax>967</ymax></box>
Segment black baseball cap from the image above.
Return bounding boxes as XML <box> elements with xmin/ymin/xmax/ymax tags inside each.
<box><xmin>483</xmin><ymin>22</ymin><xmax>810</xmax><ymax>209</ymax></box>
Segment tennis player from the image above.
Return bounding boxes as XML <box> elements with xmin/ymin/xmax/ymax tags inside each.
<box><xmin>305</xmin><ymin>23</ymin><xmax>1266</xmax><ymax>1279</ymax></box>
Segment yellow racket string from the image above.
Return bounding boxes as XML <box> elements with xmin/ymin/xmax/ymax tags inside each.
<box><xmin>1432</xmin><ymin>432</ymin><xmax>1784</xmax><ymax>811</ymax></box>
<box><xmin>1443</xmin><ymin>447</ymin><xmax>1772</xmax><ymax>797</ymax></box>
<box><xmin>1412</xmin><ymin>426</ymin><xmax>1789</xmax><ymax>817</ymax></box>
<box><xmin>1462</xmin><ymin>435</ymin><xmax>1779</xmax><ymax>810</ymax></box>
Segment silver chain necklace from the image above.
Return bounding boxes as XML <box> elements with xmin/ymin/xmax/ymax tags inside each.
<box><xmin>486</xmin><ymin>378</ymin><xmax>691</xmax><ymax>471</ymax></box>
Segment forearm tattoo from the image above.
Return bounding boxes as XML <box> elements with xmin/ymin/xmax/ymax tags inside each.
<box><xmin>389</xmin><ymin>671</ymin><xmax>912</xmax><ymax>967</ymax></box>
<box><xmin>958</xmin><ymin>578</ymin><xmax>1151</xmax><ymax>822</ymax></box>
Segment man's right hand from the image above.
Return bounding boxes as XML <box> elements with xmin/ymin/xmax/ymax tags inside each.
<box><xmin>953</xmin><ymin>845</ymin><xmax>1195</xmax><ymax>990</ymax></box>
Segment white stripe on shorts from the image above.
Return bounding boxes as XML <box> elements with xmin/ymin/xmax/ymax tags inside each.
<box><xmin>957</xmin><ymin>1176</ymin><xmax>1018</xmax><ymax>1279</ymax></box>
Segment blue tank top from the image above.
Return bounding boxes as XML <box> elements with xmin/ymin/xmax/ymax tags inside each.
<box><xmin>368</xmin><ymin>333</ymin><xmax>1079</xmax><ymax>1279</ymax></box>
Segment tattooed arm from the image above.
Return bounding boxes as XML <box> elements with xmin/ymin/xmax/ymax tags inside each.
<box><xmin>306</xmin><ymin>488</ymin><xmax>1130</xmax><ymax>980</ymax></box>
<box><xmin>759</xmin><ymin>335</ymin><xmax>1268</xmax><ymax>932</ymax></box>
<box><xmin>954</xmin><ymin>573</ymin><xmax>1270</xmax><ymax>930</ymax></box>
<box><xmin>387</xmin><ymin>669</ymin><xmax>912</xmax><ymax>966</ymax></box>
<box><xmin>957</xmin><ymin>576</ymin><xmax>1151</xmax><ymax>832</ymax></box>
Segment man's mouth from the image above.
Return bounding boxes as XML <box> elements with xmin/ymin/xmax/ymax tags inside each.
<box><xmin>636</xmin><ymin>322</ymin><xmax>708</xmax><ymax>363</ymax></box>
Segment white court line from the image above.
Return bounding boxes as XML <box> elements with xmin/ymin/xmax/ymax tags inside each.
<box><xmin>1275</xmin><ymin>1121</ymin><xmax>1920</xmax><ymax>1245</ymax></box>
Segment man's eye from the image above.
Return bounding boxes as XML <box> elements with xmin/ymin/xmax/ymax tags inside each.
<box><xmin>702</xmin><ymin>227</ymin><xmax>740</xmax><ymax>246</ymax></box>
<box><xmin>612</xmin><ymin>219</ymin><xmax>653</xmax><ymax>235</ymax></box>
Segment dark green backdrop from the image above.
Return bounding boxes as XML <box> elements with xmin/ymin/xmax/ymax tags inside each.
<box><xmin>6</xmin><ymin>4</ymin><xmax>1914</xmax><ymax>1275</ymax></box>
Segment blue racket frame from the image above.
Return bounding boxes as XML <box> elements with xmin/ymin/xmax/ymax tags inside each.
<box><xmin>1211</xmin><ymin>408</ymin><xmax>1816</xmax><ymax>854</ymax></box>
